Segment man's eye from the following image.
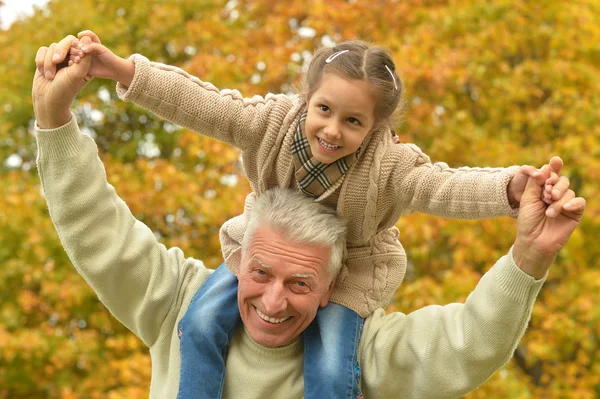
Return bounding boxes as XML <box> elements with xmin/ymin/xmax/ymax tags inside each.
<box><xmin>297</xmin><ymin>281</ymin><xmax>306</xmax><ymax>287</ymax></box>
<box><xmin>256</xmin><ymin>269</ymin><xmax>266</xmax><ymax>275</ymax></box>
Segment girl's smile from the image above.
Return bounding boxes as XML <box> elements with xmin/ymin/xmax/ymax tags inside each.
<box><xmin>305</xmin><ymin>72</ymin><xmax>377</xmax><ymax>164</ymax></box>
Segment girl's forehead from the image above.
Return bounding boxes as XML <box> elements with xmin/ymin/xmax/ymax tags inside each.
<box><xmin>312</xmin><ymin>73</ymin><xmax>377</xmax><ymax>116</ymax></box>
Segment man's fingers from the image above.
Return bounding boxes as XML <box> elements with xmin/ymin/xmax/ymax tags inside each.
<box><xmin>51</xmin><ymin>35</ymin><xmax>76</xmax><ymax>65</ymax></box>
<box><xmin>546</xmin><ymin>189</ymin><xmax>575</xmax><ymax>218</ymax></box>
<box><xmin>550</xmin><ymin>175</ymin><xmax>570</xmax><ymax>201</ymax></box>
<box><xmin>35</xmin><ymin>46</ymin><xmax>48</xmax><ymax>75</ymax></box>
<box><xmin>44</xmin><ymin>43</ymin><xmax>57</xmax><ymax>79</ymax></box>
<box><xmin>522</xmin><ymin>175</ymin><xmax>545</xmax><ymax>204</ymax></box>
<box><xmin>77</xmin><ymin>30</ymin><xmax>101</xmax><ymax>43</ymax></box>
<box><xmin>563</xmin><ymin>197</ymin><xmax>587</xmax><ymax>221</ymax></box>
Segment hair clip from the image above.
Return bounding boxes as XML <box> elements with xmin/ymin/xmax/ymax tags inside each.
<box><xmin>385</xmin><ymin>65</ymin><xmax>398</xmax><ymax>90</ymax></box>
<box><xmin>325</xmin><ymin>50</ymin><xmax>349</xmax><ymax>63</ymax></box>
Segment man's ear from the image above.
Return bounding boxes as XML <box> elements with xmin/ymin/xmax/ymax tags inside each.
<box><xmin>320</xmin><ymin>277</ymin><xmax>337</xmax><ymax>308</ymax></box>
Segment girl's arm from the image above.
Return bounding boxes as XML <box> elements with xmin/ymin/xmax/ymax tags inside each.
<box><xmin>72</xmin><ymin>32</ymin><xmax>294</xmax><ymax>153</ymax></box>
<box><xmin>387</xmin><ymin>143</ymin><xmax>520</xmax><ymax>219</ymax></box>
<box><xmin>116</xmin><ymin>54</ymin><xmax>294</xmax><ymax>152</ymax></box>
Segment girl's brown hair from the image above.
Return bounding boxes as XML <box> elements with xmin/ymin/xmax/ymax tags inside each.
<box><xmin>301</xmin><ymin>40</ymin><xmax>406</xmax><ymax>129</ymax></box>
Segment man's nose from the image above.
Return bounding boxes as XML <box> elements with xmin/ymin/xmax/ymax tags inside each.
<box><xmin>262</xmin><ymin>283</ymin><xmax>287</xmax><ymax>315</ymax></box>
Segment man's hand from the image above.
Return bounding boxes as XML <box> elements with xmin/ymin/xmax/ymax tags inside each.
<box><xmin>68</xmin><ymin>30</ymin><xmax>135</xmax><ymax>87</ymax></box>
<box><xmin>512</xmin><ymin>160</ymin><xmax>585</xmax><ymax>279</ymax></box>
<box><xmin>507</xmin><ymin>156</ymin><xmax>571</xmax><ymax>215</ymax></box>
<box><xmin>33</xmin><ymin>35</ymin><xmax>93</xmax><ymax>129</ymax></box>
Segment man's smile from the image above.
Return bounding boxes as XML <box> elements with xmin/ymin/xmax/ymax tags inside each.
<box><xmin>255</xmin><ymin>307</ymin><xmax>292</xmax><ymax>324</ymax></box>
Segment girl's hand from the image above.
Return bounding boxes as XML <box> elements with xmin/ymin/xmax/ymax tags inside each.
<box><xmin>68</xmin><ymin>30</ymin><xmax>135</xmax><ymax>87</ymax></box>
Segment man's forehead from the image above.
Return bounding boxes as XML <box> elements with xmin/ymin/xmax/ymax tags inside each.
<box><xmin>246</xmin><ymin>226</ymin><xmax>330</xmax><ymax>277</ymax></box>
<box><xmin>251</xmin><ymin>257</ymin><xmax>316</xmax><ymax>279</ymax></box>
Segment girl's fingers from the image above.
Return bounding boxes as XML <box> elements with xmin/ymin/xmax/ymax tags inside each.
<box><xmin>77</xmin><ymin>30</ymin><xmax>101</xmax><ymax>43</ymax></box>
<box><xmin>532</xmin><ymin>164</ymin><xmax>550</xmax><ymax>185</ymax></box>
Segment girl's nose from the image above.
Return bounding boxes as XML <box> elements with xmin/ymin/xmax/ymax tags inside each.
<box><xmin>324</xmin><ymin>122</ymin><xmax>341</xmax><ymax>140</ymax></box>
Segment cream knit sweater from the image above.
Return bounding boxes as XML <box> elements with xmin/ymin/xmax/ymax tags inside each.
<box><xmin>116</xmin><ymin>55</ymin><xmax>520</xmax><ymax>317</ymax></box>
<box><xmin>36</xmin><ymin>117</ymin><xmax>543</xmax><ymax>398</ymax></box>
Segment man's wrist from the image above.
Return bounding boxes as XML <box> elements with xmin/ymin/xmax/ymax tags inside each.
<box><xmin>512</xmin><ymin>239</ymin><xmax>552</xmax><ymax>280</ymax></box>
<box><xmin>36</xmin><ymin>109</ymin><xmax>72</xmax><ymax>129</ymax></box>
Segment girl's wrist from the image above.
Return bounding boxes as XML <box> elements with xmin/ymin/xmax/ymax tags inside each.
<box><xmin>116</xmin><ymin>58</ymin><xmax>135</xmax><ymax>87</ymax></box>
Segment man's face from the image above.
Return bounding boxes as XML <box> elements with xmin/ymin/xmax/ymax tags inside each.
<box><xmin>238</xmin><ymin>225</ymin><xmax>335</xmax><ymax>347</ymax></box>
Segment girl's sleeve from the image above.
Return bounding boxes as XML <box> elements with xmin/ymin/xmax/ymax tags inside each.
<box><xmin>116</xmin><ymin>54</ymin><xmax>294</xmax><ymax>152</ymax></box>
<box><xmin>358</xmin><ymin>250</ymin><xmax>544</xmax><ymax>398</ymax></box>
<box><xmin>35</xmin><ymin>115</ymin><xmax>210</xmax><ymax>347</ymax></box>
<box><xmin>387</xmin><ymin>143</ymin><xmax>520</xmax><ymax>219</ymax></box>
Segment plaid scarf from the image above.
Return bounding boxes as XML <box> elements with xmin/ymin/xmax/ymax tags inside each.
<box><xmin>292</xmin><ymin>112</ymin><xmax>361</xmax><ymax>198</ymax></box>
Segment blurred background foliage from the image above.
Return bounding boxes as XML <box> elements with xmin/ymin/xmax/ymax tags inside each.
<box><xmin>0</xmin><ymin>0</ymin><xmax>598</xmax><ymax>397</ymax></box>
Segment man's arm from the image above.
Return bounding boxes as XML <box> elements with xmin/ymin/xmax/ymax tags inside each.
<box><xmin>359</xmin><ymin>251</ymin><xmax>543</xmax><ymax>398</ymax></box>
<box><xmin>33</xmin><ymin>39</ymin><xmax>210</xmax><ymax>347</ymax></box>
<box><xmin>360</xmin><ymin>166</ymin><xmax>585</xmax><ymax>398</ymax></box>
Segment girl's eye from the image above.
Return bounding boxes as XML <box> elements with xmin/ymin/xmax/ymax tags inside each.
<box><xmin>347</xmin><ymin>117</ymin><xmax>360</xmax><ymax>125</ymax></box>
<box><xmin>318</xmin><ymin>105</ymin><xmax>330</xmax><ymax>112</ymax></box>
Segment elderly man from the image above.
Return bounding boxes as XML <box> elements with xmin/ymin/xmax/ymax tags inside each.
<box><xmin>33</xmin><ymin>38</ymin><xmax>585</xmax><ymax>398</ymax></box>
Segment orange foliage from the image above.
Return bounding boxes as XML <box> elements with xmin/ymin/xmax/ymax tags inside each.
<box><xmin>0</xmin><ymin>0</ymin><xmax>598</xmax><ymax>397</ymax></box>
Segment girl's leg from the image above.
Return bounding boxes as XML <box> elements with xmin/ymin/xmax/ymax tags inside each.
<box><xmin>177</xmin><ymin>263</ymin><xmax>240</xmax><ymax>399</ymax></box>
<box><xmin>303</xmin><ymin>302</ymin><xmax>365</xmax><ymax>399</ymax></box>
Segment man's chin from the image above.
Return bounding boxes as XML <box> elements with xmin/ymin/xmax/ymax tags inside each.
<box><xmin>247</xmin><ymin>328</ymin><xmax>298</xmax><ymax>348</ymax></box>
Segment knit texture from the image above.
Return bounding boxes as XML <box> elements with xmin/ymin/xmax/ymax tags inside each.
<box><xmin>35</xmin><ymin>117</ymin><xmax>544</xmax><ymax>398</ymax></box>
<box><xmin>117</xmin><ymin>55</ymin><xmax>520</xmax><ymax>317</ymax></box>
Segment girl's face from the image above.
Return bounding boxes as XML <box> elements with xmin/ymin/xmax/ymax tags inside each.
<box><xmin>305</xmin><ymin>73</ymin><xmax>377</xmax><ymax>164</ymax></box>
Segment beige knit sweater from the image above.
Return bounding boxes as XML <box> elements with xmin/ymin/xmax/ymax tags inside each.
<box><xmin>117</xmin><ymin>55</ymin><xmax>520</xmax><ymax>317</ymax></box>
<box><xmin>35</xmin><ymin>117</ymin><xmax>544</xmax><ymax>398</ymax></box>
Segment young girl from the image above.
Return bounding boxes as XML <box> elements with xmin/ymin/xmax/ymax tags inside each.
<box><xmin>67</xmin><ymin>32</ymin><xmax>559</xmax><ymax>398</ymax></box>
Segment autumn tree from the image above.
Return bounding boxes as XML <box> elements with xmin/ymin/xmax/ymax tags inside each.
<box><xmin>0</xmin><ymin>0</ymin><xmax>598</xmax><ymax>397</ymax></box>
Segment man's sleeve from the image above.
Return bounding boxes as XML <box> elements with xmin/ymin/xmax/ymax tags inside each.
<box><xmin>35</xmin><ymin>115</ymin><xmax>210</xmax><ymax>347</ymax></box>
<box><xmin>358</xmin><ymin>250</ymin><xmax>544</xmax><ymax>399</ymax></box>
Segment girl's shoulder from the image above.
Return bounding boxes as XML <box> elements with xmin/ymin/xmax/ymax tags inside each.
<box><xmin>368</xmin><ymin>130</ymin><xmax>431</xmax><ymax>167</ymax></box>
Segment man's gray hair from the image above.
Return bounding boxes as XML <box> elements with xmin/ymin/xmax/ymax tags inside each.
<box><xmin>241</xmin><ymin>188</ymin><xmax>347</xmax><ymax>283</ymax></box>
